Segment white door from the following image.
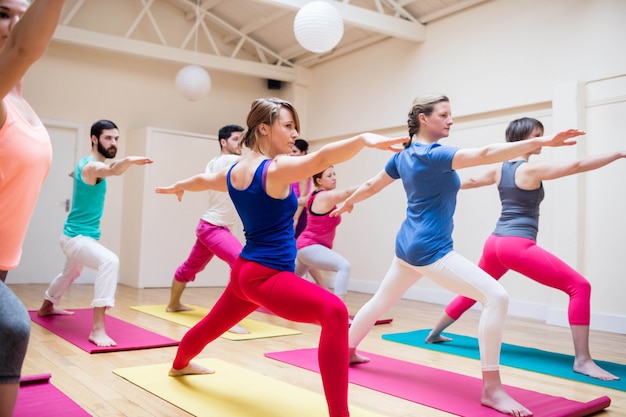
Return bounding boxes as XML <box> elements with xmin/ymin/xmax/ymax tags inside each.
<box><xmin>10</xmin><ymin>124</ymin><xmax>82</xmax><ymax>283</ymax></box>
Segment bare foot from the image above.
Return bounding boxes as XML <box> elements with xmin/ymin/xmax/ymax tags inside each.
<box><xmin>38</xmin><ymin>301</ymin><xmax>74</xmax><ymax>316</ymax></box>
<box><xmin>168</xmin><ymin>362</ymin><xmax>215</xmax><ymax>377</ymax></box>
<box><xmin>88</xmin><ymin>329</ymin><xmax>117</xmax><ymax>347</ymax></box>
<box><xmin>166</xmin><ymin>303</ymin><xmax>194</xmax><ymax>312</ymax></box>
<box><xmin>228</xmin><ymin>323</ymin><xmax>250</xmax><ymax>334</ymax></box>
<box><xmin>574</xmin><ymin>358</ymin><xmax>620</xmax><ymax>380</ymax></box>
<box><xmin>425</xmin><ymin>332</ymin><xmax>452</xmax><ymax>344</ymax></box>
<box><xmin>349</xmin><ymin>347</ymin><xmax>370</xmax><ymax>365</ymax></box>
<box><xmin>482</xmin><ymin>388</ymin><xmax>532</xmax><ymax>416</ymax></box>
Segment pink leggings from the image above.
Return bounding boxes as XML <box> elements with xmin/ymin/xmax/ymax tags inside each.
<box><xmin>174</xmin><ymin>219</ymin><xmax>242</xmax><ymax>283</ymax></box>
<box><xmin>445</xmin><ymin>235</ymin><xmax>591</xmax><ymax>325</ymax></box>
<box><xmin>172</xmin><ymin>257</ymin><xmax>350</xmax><ymax>417</ymax></box>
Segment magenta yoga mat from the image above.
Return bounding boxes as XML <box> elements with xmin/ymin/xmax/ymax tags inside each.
<box><xmin>265</xmin><ymin>348</ymin><xmax>611</xmax><ymax>417</ymax></box>
<box><xmin>29</xmin><ymin>309</ymin><xmax>179</xmax><ymax>353</ymax></box>
<box><xmin>15</xmin><ymin>374</ymin><xmax>91</xmax><ymax>417</ymax></box>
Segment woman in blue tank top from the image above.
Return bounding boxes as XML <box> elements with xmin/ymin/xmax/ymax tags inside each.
<box><xmin>156</xmin><ymin>97</ymin><xmax>407</xmax><ymax>417</ymax></box>
<box><xmin>428</xmin><ymin>117</ymin><xmax>623</xmax><ymax>381</ymax></box>
<box><xmin>332</xmin><ymin>94</ymin><xmax>585</xmax><ymax>416</ymax></box>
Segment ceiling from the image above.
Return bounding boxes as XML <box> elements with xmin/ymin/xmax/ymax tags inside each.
<box><xmin>54</xmin><ymin>0</ymin><xmax>490</xmax><ymax>83</ymax></box>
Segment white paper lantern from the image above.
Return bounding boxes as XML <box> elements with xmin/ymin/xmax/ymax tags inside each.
<box><xmin>293</xmin><ymin>1</ymin><xmax>344</xmax><ymax>54</ymax></box>
<box><xmin>175</xmin><ymin>65</ymin><xmax>211</xmax><ymax>101</ymax></box>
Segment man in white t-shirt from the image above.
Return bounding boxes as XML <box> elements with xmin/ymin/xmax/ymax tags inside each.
<box><xmin>166</xmin><ymin>124</ymin><xmax>248</xmax><ymax>333</ymax></box>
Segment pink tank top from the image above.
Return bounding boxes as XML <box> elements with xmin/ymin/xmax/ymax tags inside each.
<box><xmin>296</xmin><ymin>190</ymin><xmax>341</xmax><ymax>250</ymax></box>
<box><xmin>0</xmin><ymin>98</ymin><xmax>52</xmax><ymax>270</ymax></box>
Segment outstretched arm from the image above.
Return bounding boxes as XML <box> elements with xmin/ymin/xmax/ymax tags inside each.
<box><xmin>311</xmin><ymin>185</ymin><xmax>360</xmax><ymax>214</ymax></box>
<box><xmin>521</xmin><ymin>150</ymin><xmax>626</xmax><ymax>183</ymax></box>
<box><xmin>155</xmin><ymin>169</ymin><xmax>228</xmax><ymax>202</ymax></box>
<box><xmin>0</xmin><ymin>0</ymin><xmax>66</xmax><ymax>99</ymax></box>
<box><xmin>451</xmin><ymin>129</ymin><xmax>585</xmax><ymax>170</ymax></box>
<box><xmin>83</xmin><ymin>156</ymin><xmax>153</xmax><ymax>181</ymax></box>
<box><xmin>268</xmin><ymin>133</ymin><xmax>407</xmax><ymax>186</ymax></box>
<box><xmin>460</xmin><ymin>165</ymin><xmax>498</xmax><ymax>189</ymax></box>
<box><xmin>330</xmin><ymin>169</ymin><xmax>394</xmax><ymax>217</ymax></box>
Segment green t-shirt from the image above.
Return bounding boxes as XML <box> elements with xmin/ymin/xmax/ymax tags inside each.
<box><xmin>63</xmin><ymin>156</ymin><xmax>106</xmax><ymax>239</ymax></box>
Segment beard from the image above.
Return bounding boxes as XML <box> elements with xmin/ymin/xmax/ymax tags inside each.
<box><xmin>97</xmin><ymin>140</ymin><xmax>117</xmax><ymax>159</ymax></box>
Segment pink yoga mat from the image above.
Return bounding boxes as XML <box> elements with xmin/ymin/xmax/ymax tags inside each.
<box><xmin>15</xmin><ymin>374</ymin><xmax>91</xmax><ymax>417</ymax></box>
<box><xmin>29</xmin><ymin>309</ymin><xmax>178</xmax><ymax>353</ymax></box>
<box><xmin>265</xmin><ymin>348</ymin><xmax>611</xmax><ymax>417</ymax></box>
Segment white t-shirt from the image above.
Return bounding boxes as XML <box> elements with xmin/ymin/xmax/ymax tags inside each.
<box><xmin>201</xmin><ymin>154</ymin><xmax>239</xmax><ymax>228</ymax></box>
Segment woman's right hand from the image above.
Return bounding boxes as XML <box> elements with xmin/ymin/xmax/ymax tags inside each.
<box><xmin>155</xmin><ymin>186</ymin><xmax>185</xmax><ymax>202</ymax></box>
<box><xmin>330</xmin><ymin>201</ymin><xmax>353</xmax><ymax>217</ymax></box>
<box><xmin>362</xmin><ymin>134</ymin><xmax>408</xmax><ymax>152</ymax></box>
<box><xmin>541</xmin><ymin>129</ymin><xmax>585</xmax><ymax>147</ymax></box>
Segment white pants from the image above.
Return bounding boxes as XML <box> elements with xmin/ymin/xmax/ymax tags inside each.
<box><xmin>295</xmin><ymin>244</ymin><xmax>351</xmax><ymax>296</ymax></box>
<box><xmin>45</xmin><ymin>234</ymin><xmax>118</xmax><ymax>308</ymax></box>
<box><xmin>349</xmin><ymin>253</ymin><xmax>509</xmax><ymax>371</ymax></box>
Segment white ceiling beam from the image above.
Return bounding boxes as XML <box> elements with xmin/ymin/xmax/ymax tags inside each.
<box><xmin>297</xmin><ymin>33</ymin><xmax>387</xmax><ymax>66</ymax></box>
<box><xmin>52</xmin><ymin>26</ymin><xmax>298</xmax><ymax>82</ymax></box>
<box><xmin>222</xmin><ymin>9</ymin><xmax>290</xmax><ymax>44</ymax></box>
<box><xmin>61</xmin><ymin>0</ymin><xmax>87</xmax><ymax>25</ymax></box>
<box><xmin>419</xmin><ymin>0</ymin><xmax>489</xmax><ymax>23</ymax></box>
<box><xmin>256</xmin><ymin>0</ymin><xmax>426</xmax><ymax>42</ymax></box>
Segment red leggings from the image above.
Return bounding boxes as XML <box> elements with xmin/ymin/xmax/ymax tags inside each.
<box><xmin>446</xmin><ymin>235</ymin><xmax>591</xmax><ymax>326</ymax></box>
<box><xmin>172</xmin><ymin>257</ymin><xmax>350</xmax><ymax>417</ymax></box>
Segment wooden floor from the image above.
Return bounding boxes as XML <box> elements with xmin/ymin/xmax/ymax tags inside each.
<box><xmin>9</xmin><ymin>283</ymin><xmax>625</xmax><ymax>417</ymax></box>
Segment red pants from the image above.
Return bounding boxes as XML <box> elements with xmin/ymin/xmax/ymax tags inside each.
<box><xmin>172</xmin><ymin>256</ymin><xmax>350</xmax><ymax>417</ymax></box>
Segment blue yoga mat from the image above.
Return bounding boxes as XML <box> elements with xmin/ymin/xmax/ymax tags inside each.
<box><xmin>382</xmin><ymin>329</ymin><xmax>625</xmax><ymax>391</ymax></box>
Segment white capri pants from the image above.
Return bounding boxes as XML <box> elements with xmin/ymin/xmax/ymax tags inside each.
<box><xmin>295</xmin><ymin>244</ymin><xmax>351</xmax><ymax>296</ymax></box>
<box><xmin>45</xmin><ymin>234</ymin><xmax>119</xmax><ymax>308</ymax></box>
<box><xmin>349</xmin><ymin>252</ymin><xmax>509</xmax><ymax>371</ymax></box>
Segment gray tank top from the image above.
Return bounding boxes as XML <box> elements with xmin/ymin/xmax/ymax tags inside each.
<box><xmin>492</xmin><ymin>160</ymin><xmax>544</xmax><ymax>241</ymax></box>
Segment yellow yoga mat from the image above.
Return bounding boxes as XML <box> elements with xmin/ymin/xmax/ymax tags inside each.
<box><xmin>114</xmin><ymin>359</ymin><xmax>382</xmax><ymax>417</ymax></box>
<box><xmin>130</xmin><ymin>304</ymin><xmax>301</xmax><ymax>340</ymax></box>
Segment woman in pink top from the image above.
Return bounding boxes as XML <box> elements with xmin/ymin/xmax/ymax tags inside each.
<box><xmin>0</xmin><ymin>1</ymin><xmax>66</xmax><ymax>415</ymax></box>
<box><xmin>295</xmin><ymin>166</ymin><xmax>358</xmax><ymax>301</ymax></box>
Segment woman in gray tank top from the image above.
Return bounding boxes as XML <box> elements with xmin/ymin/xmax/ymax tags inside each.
<box><xmin>427</xmin><ymin>117</ymin><xmax>624</xmax><ymax>381</ymax></box>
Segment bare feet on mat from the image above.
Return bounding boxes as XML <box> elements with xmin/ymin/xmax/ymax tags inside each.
<box><xmin>349</xmin><ymin>347</ymin><xmax>370</xmax><ymax>365</ymax></box>
<box><xmin>169</xmin><ymin>362</ymin><xmax>215</xmax><ymax>376</ymax></box>
<box><xmin>574</xmin><ymin>358</ymin><xmax>619</xmax><ymax>380</ymax></box>
<box><xmin>37</xmin><ymin>300</ymin><xmax>74</xmax><ymax>316</ymax></box>
<box><xmin>424</xmin><ymin>331</ymin><xmax>452</xmax><ymax>344</ymax></box>
<box><xmin>228</xmin><ymin>323</ymin><xmax>250</xmax><ymax>334</ymax></box>
<box><xmin>89</xmin><ymin>329</ymin><xmax>117</xmax><ymax>347</ymax></box>
<box><xmin>166</xmin><ymin>303</ymin><xmax>194</xmax><ymax>312</ymax></box>
<box><xmin>481</xmin><ymin>387</ymin><xmax>532</xmax><ymax>416</ymax></box>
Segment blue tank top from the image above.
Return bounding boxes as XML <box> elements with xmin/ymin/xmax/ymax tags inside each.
<box><xmin>227</xmin><ymin>159</ymin><xmax>298</xmax><ymax>271</ymax></box>
<box><xmin>63</xmin><ymin>156</ymin><xmax>106</xmax><ymax>239</ymax></box>
<box><xmin>492</xmin><ymin>160</ymin><xmax>544</xmax><ymax>241</ymax></box>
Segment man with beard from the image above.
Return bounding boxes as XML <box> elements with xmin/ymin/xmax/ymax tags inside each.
<box><xmin>38</xmin><ymin>120</ymin><xmax>152</xmax><ymax>347</ymax></box>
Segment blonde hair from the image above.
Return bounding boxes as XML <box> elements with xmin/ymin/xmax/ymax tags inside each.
<box><xmin>239</xmin><ymin>98</ymin><xmax>300</xmax><ymax>152</ymax></box>
<box><xmin>406</xmin><ymin>93</ymin><xmax>449</xmax><ymax>147</ymax></box>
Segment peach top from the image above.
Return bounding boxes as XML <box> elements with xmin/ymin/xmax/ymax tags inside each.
<box><xmin>0</xmin><ymin>98</ymin><xmax>52</xmax><ymax>270</ymax></box>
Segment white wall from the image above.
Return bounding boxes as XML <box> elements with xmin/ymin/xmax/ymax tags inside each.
<box><xmin>16</xmin><ymin>0</ymin><xmax>625</xmax><ymax>333</ymax></box>
<box><xmin>304</xmin><ymin>0</ymin><xmax>626</xmax><ymax>333</ymax></box>
<box><xmin>305</xmin><ymin>0</ymin><xmax>626</xmax><ymax>139</ymax></box>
